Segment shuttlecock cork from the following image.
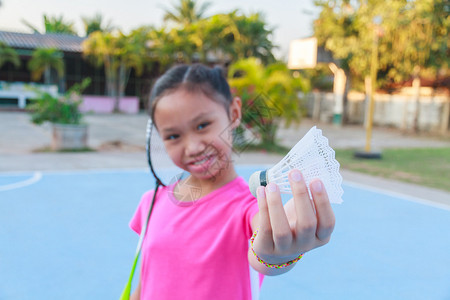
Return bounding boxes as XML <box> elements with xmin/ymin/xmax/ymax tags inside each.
<box><xmin>249</xmin><ymin>126</ymin><xmax>343</xmax><ymax>204</ymax></box>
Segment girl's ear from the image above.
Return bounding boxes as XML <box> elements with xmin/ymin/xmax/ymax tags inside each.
<box><xmin>229</xmin><ymin>97</ymin><xmax>242</xmax><ymax>129</ymax></box>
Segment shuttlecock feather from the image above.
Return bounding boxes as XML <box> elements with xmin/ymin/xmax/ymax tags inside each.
<box><xmin>249</xmin><ymin>126</ymin><xmax>343</xmax><ymax>204</ymax></box>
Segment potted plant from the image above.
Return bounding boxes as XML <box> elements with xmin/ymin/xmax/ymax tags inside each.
<box><xmin>28</xmin><ymin>78</ymin><xmax>91</xmax><ymax>151</ymax></box>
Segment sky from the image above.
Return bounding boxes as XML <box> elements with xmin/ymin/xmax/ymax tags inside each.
<box><xmin>0</xmin><ymin>0</ymin><xmax>321</xmax><ymax>61</ymax></box>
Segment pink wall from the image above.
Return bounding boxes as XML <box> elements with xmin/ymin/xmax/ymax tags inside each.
<box><xmin>79</xmin><ymin>95</ymin><xmax>139</xmax><ymax>114</ymax></box>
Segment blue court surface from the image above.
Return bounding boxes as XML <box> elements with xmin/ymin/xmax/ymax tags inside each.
<box><xmin>1</xmin><ymin>166</ymin><xmax>449</xmax><ymax>300</ymax></box>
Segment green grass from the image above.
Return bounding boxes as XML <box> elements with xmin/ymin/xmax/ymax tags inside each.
<box><xmin>335</xmin><ymin>147</ymin><xmax>450</xmax><ymax>192</ymax></box>
<box><xmin>33</xmin><ymin>146</ymin><xmax>96</xmax><ymax>153</ymax></box>
<box><xmin>236</xmin><ymin>141</ymin><xmax>291</xmax><ymax>155</ymax></box>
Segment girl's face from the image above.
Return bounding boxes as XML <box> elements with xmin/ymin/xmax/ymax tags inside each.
<box><xmin>153</xmin><ymin>88</ymin><xmax>241</xmax><ymax>183</ymax></box>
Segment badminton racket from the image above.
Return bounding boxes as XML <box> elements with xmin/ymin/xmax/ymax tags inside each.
<box><xmin>120</xmin><ymin>119</ymin><xmax>184</xmax><ymax>299</ymax></box>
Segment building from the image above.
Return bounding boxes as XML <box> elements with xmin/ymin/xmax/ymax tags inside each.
<box><xmin>0</xmin><ymin>30</ymin><xmax>145</xmax><ymax>109</ymax></box>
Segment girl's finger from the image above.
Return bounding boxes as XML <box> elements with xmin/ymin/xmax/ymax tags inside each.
<box><xmin>310</xmin><ymin>179</ymin><xmax>335</xmax><ymax>242</ymax></box>
<box><xmin>265</xmin><ymin>183</ymin><xmax>292</xmax><ymax>249</ymax></box>
<box><xmin>255</xmin><ymin>186</ymin><xmax>274</xmax><ymax>251</ymax></box>
<box><xmin>289</xmin><ymin>170</ymin><xmax>317</xmax><ymax>242</ymax></box>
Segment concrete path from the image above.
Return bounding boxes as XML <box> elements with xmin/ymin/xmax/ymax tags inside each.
<box><xmin>1</xmin><ymin>111</ymin><xmax>449</xmax><ymax>207</ymax></box>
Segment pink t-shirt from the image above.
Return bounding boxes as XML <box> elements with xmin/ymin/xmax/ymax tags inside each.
<box><xmin>130</xmin><ymin>176</ymin><xmax>264</xmax><ymax>300</ymax></box>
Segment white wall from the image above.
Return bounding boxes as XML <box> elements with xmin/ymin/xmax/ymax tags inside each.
<box><xmin>304</xmin><ymin>90</ymin><xmax>450</xmax><ymax>133</ymax></box>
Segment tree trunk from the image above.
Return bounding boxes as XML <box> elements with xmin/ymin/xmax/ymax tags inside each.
<box><xmin>261</xmin><ymin>122</ymin><xmax>277</xmax><ymax>145</ymax></box>
<box><xmin>364</xmin><ymin>76</ymin><xmax>371</xmax><ymax>129</ymax></box>
<box><xmin>119</xmin><ymin>65</ymin><xmax>131</xmax><ymax>97</ymax></box>
<box><xmin>412</xmin><ymin>75</ymin><xmax>421</xmax><ymax>133</ymax></box>
<box><xmin>113</xmin><ymin>62</ymin><xmax>129</xmax><ymax>113</ymax></box>
<box><xmin>44</xmin><ymin>67</ymin><xmax>51</xmax><ymax>85</ymax></box>
<box><xmin>59</xmin><ymin>72</ymin><xmax>66</xmax><ymax>93</ymax></box>
<box><xmin>328</xmin><ymin>63</ymin><xmax>347</xmax><ymax>126</ymax></box>
<box><xmin>342</xmin><ymin>71</ymin><xmax>350</xmax><ymax>125</ymax></box>
<box><xmin>113</xmin><ymin>72</ymin><xmax>120</xmax><ymax>113</ymax></box>
<box><xmin>441</xmin><ymin>97</ymin><xmax>450</xmax><ymax>135</ymax></box>
<box><xmin>105</xmin><ymin>57</ymin><xmax>116</xmax><ymax>97</ymax></box>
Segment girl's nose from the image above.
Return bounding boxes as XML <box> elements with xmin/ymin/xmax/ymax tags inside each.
<box><xmin>184</xmin><ymin>135</ymin><xmax>206</xmax><ymax>157</ymax></box>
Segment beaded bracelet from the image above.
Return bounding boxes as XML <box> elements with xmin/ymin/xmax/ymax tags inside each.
<box><xmin>250</xmin><ymin>230</ymin><xmax>304</xmax><ymax>269</ymax></box>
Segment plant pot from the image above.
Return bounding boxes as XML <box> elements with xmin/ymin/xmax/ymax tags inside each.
<box><xmin>51</xmin><ymin>123</ymin><xmax>88</xmax><ymax>151</ymax></box>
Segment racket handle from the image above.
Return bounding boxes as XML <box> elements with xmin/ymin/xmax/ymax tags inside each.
<box><xmin>119</xmin><ymin>251</ymin><xmax>140</xmax><ymax>300</ymax></box>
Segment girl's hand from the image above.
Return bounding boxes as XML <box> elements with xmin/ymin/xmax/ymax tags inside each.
<box><xmin>252</xmin><ymin>169</ymin><xmax>335</xmax><ymax>267</ymax></box>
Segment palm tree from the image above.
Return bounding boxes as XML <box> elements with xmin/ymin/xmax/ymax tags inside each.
<box><xmin>146</xmin><ymin>26</ymin><xmax>182</xmax><ymax>67</ymax></box>
<box><xmin>163</xmin><ymin>0</ymin><xmax>211</xmax><ymax>27</ymax></box>
<box><xmin>230</xmin><ymin>12</ymin><xmax>276</xmax><ymax>64</ymax></box>
<box><xmin>82</xmin><ymin>31</ymin><xmax>147</xmax><ymax>111</ymax></box>
<box><xmin>0</xmin><ymin>42</ymin><xmax>21</xmax><ymax>69</ymax></box>
<box><xmin>187</xmin><ymin>11</ymin><xmax>276</xmax><ymax>65</ymax></box>
<box><xmin>81</xmin><ymin>13</ymin><xmax>114</xmax><ymax>36</ymax></box>
<box><xmin>28</xmin><ymin>48</ymin><xmax>64</xmax><ymax>85</ymax></box>
<box><xmin>228</xmin><ymin>58</ymin><xmax>306</xmax><ymax>144</ymax></box>
<box><xmin>22</xmin><ymin>14</ymin><xmax>77</xmax><ymax>35</ymax></box>
<box><xmin>186</xmin><ymin>12</ymin><xmax>240</xmax><ymax>63</ymax></box>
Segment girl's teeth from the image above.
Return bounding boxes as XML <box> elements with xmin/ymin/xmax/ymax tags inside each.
<box><xmin>194</xmin><ymin>157</ymin><xmax>208</xmax><ymax>165</ymax></box>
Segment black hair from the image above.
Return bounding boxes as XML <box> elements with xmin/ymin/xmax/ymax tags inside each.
<box><xmin>149</xmin><ymin>64</ymin><xmax>233</xmax><ymax>121</ymax></box>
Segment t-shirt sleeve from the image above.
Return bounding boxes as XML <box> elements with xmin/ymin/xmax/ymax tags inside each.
<box><xmin>129</xmin><ymin>190</ymin><xmax>155</xmax><ymax>234</ymax></box>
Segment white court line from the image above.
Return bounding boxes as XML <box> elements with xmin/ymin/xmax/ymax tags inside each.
<box><xmin>237</xmin><ymin>164</ymin><xmax>450</xmax><ymax>212</ymax></box>
<box><xmin>0</xmin><ymin>168</ymin><xmax>148</xmax><ymax>176</ymax></box>
<box><xmin>343</xmin><ymin>180</ymin><xmax>450</xmax><ymax>212</ymax></box>
<box><xmin>0</xmin><ymin>172</ymin><xmax>43</xmax><ymax>192</ymax></box>
<box><xmin>1</xmin><ymin>166</ymin><xmax>448</xmax><ymax>211</ymax></box>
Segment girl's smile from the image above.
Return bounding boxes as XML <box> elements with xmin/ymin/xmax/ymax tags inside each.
<box><xmin>186</xmin><ymin>154</ymin><xmax>216</xmax><ymax>174</ymax></box>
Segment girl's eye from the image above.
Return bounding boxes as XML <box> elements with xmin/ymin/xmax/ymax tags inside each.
<box><xmin>165</xmin><ymin>134</ymin><xmax>179</xmax><ymax>141</ymax></box>
<box><xmin>197</xmin><ymin>122</ymin><xmax>210</xmax><ymax>130</ymax></box>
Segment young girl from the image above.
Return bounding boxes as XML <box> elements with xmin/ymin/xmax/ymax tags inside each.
<box><xmin>129</xmin><ymin>64</ymin><xmax>335</xmax><ymax>300</ymax></box>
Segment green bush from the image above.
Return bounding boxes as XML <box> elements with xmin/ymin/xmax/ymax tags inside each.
<box><xmin>28</xmin><ymin>78</ymin><xmax>91</xmax><ymax>125</ymax></box>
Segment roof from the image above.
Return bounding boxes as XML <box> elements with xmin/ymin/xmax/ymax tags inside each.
<box><xmin>0</xmin><ymin>30</ymin><xmax>85</xmax><ymax>53</ymax></box>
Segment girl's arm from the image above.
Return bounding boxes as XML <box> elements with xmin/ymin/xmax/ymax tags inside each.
<box><xmin>248</xmin><ymin>169</ymin><xmax>335</xmax><ymax>276</ymax></box>
<box><xmin>130</xmin><ymin>277</ymin><xmax>141</xmax><ymax>300</ymax></box>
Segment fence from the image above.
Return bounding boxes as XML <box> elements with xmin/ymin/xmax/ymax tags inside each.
<box><xmin>305</xmin><ymin>89</ymin><xmax>450</xmax><ymax>134</ymax></box>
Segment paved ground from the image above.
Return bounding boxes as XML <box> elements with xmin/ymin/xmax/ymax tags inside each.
<box><xmin>2</xmin><ymin>168</ymin><xmax>450</xmax><ymax>300</ymax></box>
<box><xmin>1</xmin><ymin>111</ymin><xmax>449</xmax><ymax>207</ymax></box>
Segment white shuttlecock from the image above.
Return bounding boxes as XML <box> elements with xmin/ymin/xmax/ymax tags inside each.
<box><xmin>249</xmin><ymin>126</ymin><xmax>343</xmax><ymax>204</ymax></box>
